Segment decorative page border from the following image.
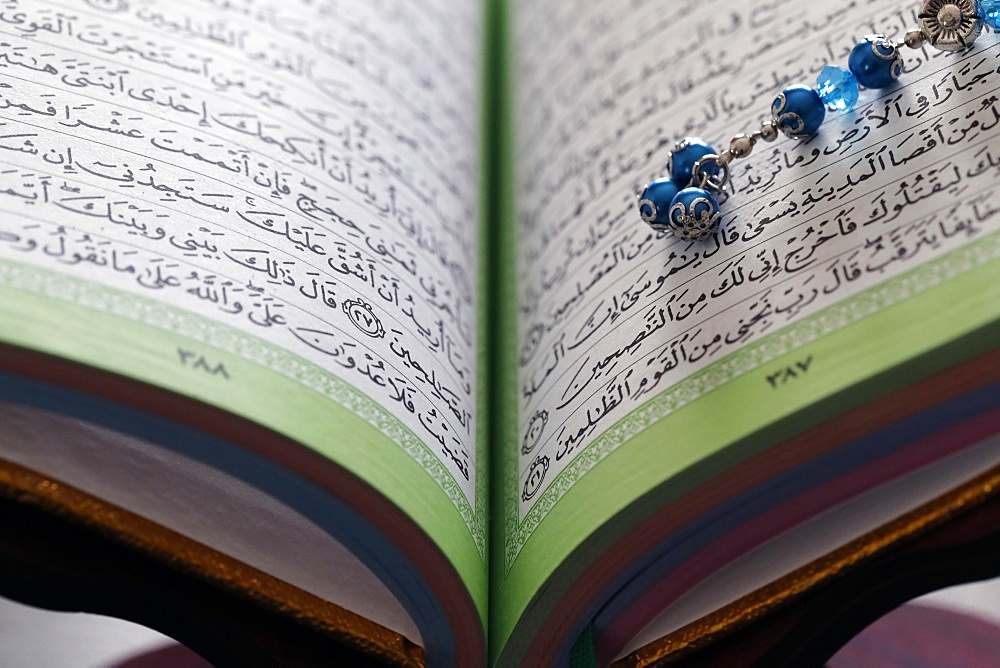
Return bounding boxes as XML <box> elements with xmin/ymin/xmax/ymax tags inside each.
<box><xmin>504</xmin><ymin>233</ymin><xmax>1000</xmax><ymax>570</ymax></box>
<box><xmin>0</xmin><ymin>260</ymin><xmax>485</xmax><ymax>558</ymax></box>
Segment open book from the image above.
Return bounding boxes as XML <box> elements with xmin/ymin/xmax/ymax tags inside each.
<box><xmin>1</xmin><ymin>0</ymin><xmax>999</xmax><ymax>664</ymax></box>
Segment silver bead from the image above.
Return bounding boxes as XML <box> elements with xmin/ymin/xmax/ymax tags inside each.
<box><xmin>729</xmin><ymin>133</ymin><xmax>755</xmax><ymax>158</ymax></box>
<box><xmin>918</xmin><ymin>0</ymin><xmax>982</xmax><ymax>51</ymax></box>
<box><xmin>758</xmin><ymin>121</ymin><xmax>779</xmax><ymax>142</ymax></box>
<box><xmin>904</xmin><ymin>29</ymin><xmax>927</xmax><ymax>49</ymax></box>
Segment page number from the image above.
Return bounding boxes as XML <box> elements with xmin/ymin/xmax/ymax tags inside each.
<box><xmin>177</xmin><ymin>347</ymin><xmax>230</xmax><ymax>379</ymax></box>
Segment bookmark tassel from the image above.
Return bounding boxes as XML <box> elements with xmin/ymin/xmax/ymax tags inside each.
<box><xmin>638</xmin><ymin>0</ymin><xmax>999</xmax><ymax>241</ymax></box>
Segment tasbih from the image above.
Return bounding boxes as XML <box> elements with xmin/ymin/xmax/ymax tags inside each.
<box><xmin>637</xmin><ymin>0</ymin><xmax>1000</xmax><ymax>241</ymax></box>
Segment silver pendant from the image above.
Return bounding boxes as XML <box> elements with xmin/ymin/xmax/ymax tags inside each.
<box><xmin>918</xmin><ymin>0</ymin><xmax>983</xmax><ymax>51</ymax></box>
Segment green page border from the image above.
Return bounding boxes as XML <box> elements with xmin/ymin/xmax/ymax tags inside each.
<box><xmin>505</xmin><ymin>232</ymin><xmax>1000</xmax><ymax>567</ymax></box>
<box><xmin>0</xmin><ymin>259</ymin><xmax>487</xmax><ymax>619</ymax></box>
<box><xmin>493</xmin><ymin>229</ymin><xmax>1000</xmax><ymax>652</ymax></box>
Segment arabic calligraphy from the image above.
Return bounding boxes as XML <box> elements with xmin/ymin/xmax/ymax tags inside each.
<box><xmin>0</xmin><ymin>0</ymin><xmax>482</xmax><ymax>503</ymax></box>
<box><xmin>512</xmin><ymin>0</ymin><xmax>1000</xmax><ymax>519</ymax></box>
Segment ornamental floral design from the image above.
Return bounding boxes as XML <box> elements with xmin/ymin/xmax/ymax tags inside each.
<box><xmin>918</xmin><ymin>0</ymin><xmax>983</xmax><ymax>51</ymax></box>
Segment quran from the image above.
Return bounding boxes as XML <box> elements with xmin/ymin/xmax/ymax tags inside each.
<box><xmin>1</xmin><ymin>0</ymin><xmax>999</xmax><ymax>664</ymax></box>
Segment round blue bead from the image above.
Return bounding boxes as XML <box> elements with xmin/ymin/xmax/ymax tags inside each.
<box><xmin>848</xmin><ymin>35</ymin><xmax>903</xmax><ymax>89</ymax></box>
<box><xmin>980</xmin><ymin>0</ymin><xmax>1000</xmax><ymax>30</ymax></box>
<box><xmin>667</xmin><ymin>187</ymin><xmax>721</xmax><ymax>241</ymax></box>
<box><xmin>637</xmin><ymin>177</ymin><xmax>681</xmax><ymax>231</ymax></box>
<box><xmin>668</xmin><ymin>137</ymin><xmax>718</xmax><ymax>188</ymax></box>
<box><xmin>771</xmin><ymin>85</ymin><xmax>826</xmax><ymax>139</ymax></box>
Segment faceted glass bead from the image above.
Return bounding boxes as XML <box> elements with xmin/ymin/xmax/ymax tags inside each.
<box><xmin>816</xmin><ymin>65</ymin><xmax>859</xmax><ymax>111</ymax></box>
<box><xmin>668</xmin><ymin>137</ymin><xmax>718</xmax><ymax>188</ymax></box>
<box><xmin>979</xmin><ymin>0</ymin><xmax>1000</xmax><ymax>29</ymax></box>
<box><xmin>848</xmin><ymin>35</ymin><xmax>904</xmax><ymax>89</ymax></box>
<box><xmin>637</xmin><ymin>177</ymin><xmax>681</xmax><ymax>231</ymax></box>
<box><xmin>667</xmin><ymin>187</ymin><xmax>721</xmax><ymax>241</ymax></box>
<box><xmin>771</xmin><ymin>85</ymin><xmax>826</xmax><ymax>139</ymax></box>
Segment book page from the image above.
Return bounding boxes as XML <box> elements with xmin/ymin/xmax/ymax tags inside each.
<box><xmin>618</xmin><ymin>431</ymin><xmax>1000</xmax><ymax>657</ymax></box>
<box><xmin>493</xmin><ymin>0</ymin><xmax>1000</xmax><ymax>655</ymax></box>
<box><xmin>0</xmin><ymin>0</ymin><xmax>486</xmax><ymax>597</ymax></box>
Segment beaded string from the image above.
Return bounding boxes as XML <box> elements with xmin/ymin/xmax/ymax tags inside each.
<box><xmin>638</xmin><ymin>0</ymin><xmax>1000</xmax><ymax>241</ymax></box>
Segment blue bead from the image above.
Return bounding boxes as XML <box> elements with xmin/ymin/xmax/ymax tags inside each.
<box><xmin>816</xmin><ymin>65</ymin><xmax>859</xmax><ymax>111</ymax></box>
<box><xmin>637</xmin><ymin>177</ymin><xmax>681</xmax><ymax>230</ymax></box>
<box><xmin>668</xmin><ymin>137</ymin><xmax>718</xmax><ymax>188</ymax></box>
<box><xmin>980</xmin><ymin>0</ymin><xmax>1000</xmax><ymax>29</ymax></box>
<box><xmin>848</xmin><ymin>35</ymin><xmax>903</xmax><ymax>89</ymax></box>
<box><xmin>771</xmin><ymin>85</ymin><xmax>826</xmax><ymax>139</ymax></box>
<box><xmin>667</xmin><ymin>187</ymin><xmax>721</xmax><ymax>241</ymax></box>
